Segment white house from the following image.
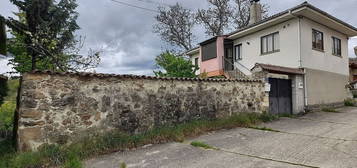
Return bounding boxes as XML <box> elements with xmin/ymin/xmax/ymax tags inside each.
<box><xmin>187</xmin><ymin>1</ymin><xmax>357</xmax><ymax>115</ymax></box>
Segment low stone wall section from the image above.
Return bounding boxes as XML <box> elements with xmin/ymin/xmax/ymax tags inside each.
<box><xmin>16</xmin><ymin>71</ymin><xmax>267</xmax><ymax>151</ymax></box>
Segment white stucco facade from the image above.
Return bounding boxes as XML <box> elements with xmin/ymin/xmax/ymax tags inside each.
<box><xmin>300</xmin><ymin>18</ymin><xmax>349</xmax><ymax>76</ymax></box>
<box><xmin>231</xmin><ymin>17</ymin><xmax>349</xmax><ymax>77</ymax></box>
<box><xmin>232</xmin><ymin>18</ymin><xmax>301</xmax><ymax>70</ymax></box>
<box><xmin>188</xmin><ymin>51</ymin><xmax>200</xmax><ymax>75</ymax></box>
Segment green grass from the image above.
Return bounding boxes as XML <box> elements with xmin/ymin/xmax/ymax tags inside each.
<box><xmin>120</xmin><ymin>162</ymin><xmax>127</xmax><ymax>168</ymax></box>
<box><xmin>190</xmin><ymin>141</ymin><xmax>216</xmax><ymax>150</ymax></box>
<box><xmin>4</xmin><ymin>79</ymin><xmax>20</xmax><ymax>102</ymax></box>
<box><xmin>0</xmin><ymin>80</ymin><xmax>19</xmax><ymax>137</ymax></box>
<box><xmin>321</xmin><ymin>108</ymin><xmax>340</xmax><ymax>113</ymax></box>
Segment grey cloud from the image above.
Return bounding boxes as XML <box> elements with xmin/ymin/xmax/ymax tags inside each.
<box><xmin>1</xmin><ymin>0</ymin><xmax>357</xmax><ymax>75</ymax></box>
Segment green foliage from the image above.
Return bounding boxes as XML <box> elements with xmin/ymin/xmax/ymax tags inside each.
<box><xmin>4</xmin><ymin>79</ymin><xmax>19</xmax><ymax>102</ymax></box>
<box><xmin>0</xmin><ymin>79</ymin><xmax>8</xmax><ymax>105</ymax></box>
<box><xmin>344</xmin><ymin>99</ymin><xmax>355</xmax><ymax>107</ymax></box>
<box><xmin>7</xmin><ymin>29</ymin><xmax>56</xmax><ymax>73</ymax></box>
<box><xmin>0</xmin><ymin>101</ymin><xmax>16</xmax><ymax>132</ymax></box>
<box><xmin>190</xmin><ymin>141</ymin><xmax>216</xmax><ymax>150</ymax></box>
<box><xmin>5</xmin><ymin>1</ymin><xmax>100</xmax><ymax>73</ymax></box>
<box><xmin>154</xmin><ymin>51</ymin><xmax>198</xmax><ymax>78</ymax></box>
<box><xmin>258</xmin><ymin>112</ymin><xmax>279</xmax><ymax>122</ymax></box>
<box><xmin>120</xmin><ymin>162</ymin><xmax>127</xmax><ymax>168</ymax></box>
<box><xmin>0</xmin><ymin>17</ymin><xmax>6</xmax><ymax>55</ymax></box>
<box><xmin>0</xmin><ymin>80</ymin><xmax>19</xmax><ymax>133</ymax></box>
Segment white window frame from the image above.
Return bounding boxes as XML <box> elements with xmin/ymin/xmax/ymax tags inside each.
<box><xmin>261</xmin><ymin>32</ymin><xmax>280</xmax><ymax>55</ymax></box>
<box><xmin>234</xmin><ymin>44</ymin><xmax>242</xmax><ymax>61</ymax></box>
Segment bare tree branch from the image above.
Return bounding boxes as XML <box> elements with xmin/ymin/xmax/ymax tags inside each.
<box><xmin>196</xmin><ymin>0</ymin><xmax>232</xmax><ymax>36</ymax></box>
<box><xmin>154</xmin><ymin>3</ymin><xmax>196</xmax><ymax>51</ymax></box>
<box><xmin>231</xmin><ymin>0</ymin><xmax>269</xmax><ymax>29</ymax></box>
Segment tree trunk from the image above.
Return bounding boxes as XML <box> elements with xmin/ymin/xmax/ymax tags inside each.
<box><xmin>0</xmin><ymin>18</ymin><xmax>6</xmax><ymax>55</ymax></box>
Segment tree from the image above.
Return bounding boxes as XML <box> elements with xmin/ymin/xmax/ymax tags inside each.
<box><xmin>231</xmin><ymin>0</ymin><xmax>269</xmax><ymax>29</ymax></box>
<box><xmin>154</xmin><ymin>51</ymin><xmax>198</xmax><ymax>78</ymax></box>
<box><xmin>3</xmin><ymin>0</ymin><xmax>100</xmax><ymax>73</ymax></box>
<box><xmin>154</xmin><ymin>3</ymin><xmax>196</xmax><ymax>51</ymax></box>
<box><xmin>196</xmin><ymin>0</ymin><xmax>232</xmax><ymax>36</ymax></box>
<box><xmin>0</xmin><ymin>17</ymin><xmax>6</xmax><ymax>55</ymax></box>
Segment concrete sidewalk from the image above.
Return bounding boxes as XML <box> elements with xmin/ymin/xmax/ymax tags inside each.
<box><xmin>85</xmin><ymin>107</ymin><xmax>357</xmax><ymax>168</ymax></box>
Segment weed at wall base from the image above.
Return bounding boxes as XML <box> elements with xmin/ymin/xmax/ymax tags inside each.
<box><xmin>190</xmin><ymin>141</ymin><xmax>216</xmax><ymax>150</ymax></box>
<box><xmin>0</xmin><ymin>112</ymin><xmax>279</xmax><ymax>168</ymax></box>
<box><xmin>344</xmin><ymin>99</ymin><xmax>355</xmax><ymax>107</ymax></box>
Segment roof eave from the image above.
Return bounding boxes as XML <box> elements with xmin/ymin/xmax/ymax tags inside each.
<box><xmin>228</xmin><ymin>3</ymin><xmax>357</xmax><ymax>39</ymax></box>
<box><xmin>186</xmin><ymin>47</ymin><xmax>200</xmax><ymax>56</ymax></box>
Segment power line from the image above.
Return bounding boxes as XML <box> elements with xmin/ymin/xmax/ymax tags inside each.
<box><xmin>110</xmin><ymin>0</ymin><xmax>159</xmax><ymax>13</ymax></box>
<box><xmin>133</xmin><ymin>0</ymin><xmax>172</xmax><ymax>7</ymax></box>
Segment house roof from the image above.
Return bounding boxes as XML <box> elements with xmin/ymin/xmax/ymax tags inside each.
<box><xmin>186</xmin><ymin>47</ymin><xmax>200</xmax><ymax>56</ymax></box>
<box><xmin>228</xmin><ymin>2</ymin><xmax>357</xmax><ymax>39</ymax></box>
<box><xmin>253</xmin><ymin>63</ymin><xmax>305</xmax><ymax>75</ymax></box>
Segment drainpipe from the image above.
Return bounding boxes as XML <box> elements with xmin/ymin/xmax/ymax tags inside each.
<box><xmin>303</xmin><ymin>68</ymin><xmax>308</xmax><ymax>107</ymax></box>
<box><xmin>289</xmin><ymin>10</ymin><xmax>307</xmax><ymax>108</ymax></box>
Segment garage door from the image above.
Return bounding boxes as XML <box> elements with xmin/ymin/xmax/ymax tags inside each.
<box><xmin>269</xmin><ymin>78</ymin><xmax>292</xmax><ymax>115</ymax></box>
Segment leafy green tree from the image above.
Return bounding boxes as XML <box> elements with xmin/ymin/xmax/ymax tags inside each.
<box><xmin>154</xmin><ymin>51</ymin><xmax>198</xmax><ymax>78</ymax></box>
<box><xmin>2</xmin><ymin>0</ymin><xmax>100</xmax><ymax>73</ymax></box>
<box><xmin>6</xmin><ymin>12</ymin><xmax>55</xmax><ymax>73</ymax></box>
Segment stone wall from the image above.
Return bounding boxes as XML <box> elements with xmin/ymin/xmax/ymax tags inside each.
<box><xmin>16</xmin><ymin>72</ymin><xmax>267</xmax><ymax>151</ymax></box>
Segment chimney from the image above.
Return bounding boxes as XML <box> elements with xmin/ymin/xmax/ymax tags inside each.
<box><xmin>0</xmin><ymin>17</ymin><xmax>6</xmax><ymax>55</ymax></box>
<box><xmin>249</xmin><ymin>0</ymin><xmax>262</xmax><ymax>25</ymax></box>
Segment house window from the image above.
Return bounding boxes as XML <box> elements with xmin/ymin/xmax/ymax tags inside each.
<box><xmin>332</xmin><ymin>37</ymin><xmax>341</xmax><ymax>56</ymax></box>
<box><xmin>261</xmin><ymin>32</ymin><xmax>280</xmax><ymax>55</ymax></box>
<box><xmin>312</xmin><ymin>29</ymin><xmax>324</xmax><ymax>51</ymax></box>
<box><xmin>194</xmin><ymin>57</ymin><xmax>199</xmax><ymax>66</ymax></box>
<box><xmin>201</xmin><ymin>41</ymin><xmax>217</xmax><ymax>61</ymax></box>
<box><xmin>234</xmin><ymin>44</ymin><xmax>242</xmax><ymax>61</ymax></box>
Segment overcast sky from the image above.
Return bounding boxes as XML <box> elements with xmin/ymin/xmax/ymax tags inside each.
<box><xmin>0</xmin><ymin>0</ymin><xmax>357</xmax><ymax>75</ymax></box>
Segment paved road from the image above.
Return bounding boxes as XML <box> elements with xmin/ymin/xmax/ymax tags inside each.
<box><xmin>85</xmin><ymin>107</ymin><xmax>357</xmax><ymax>168</ymax></box>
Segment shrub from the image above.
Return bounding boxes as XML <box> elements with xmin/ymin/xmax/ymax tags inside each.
<box><xmin>344</xmin><ymin>99</ymin><xmax>355</xmax><ymax>106</ymax></box>
<box><xmin>0</xmin><ymin>101</ymin><xmax>16</xmax><ymax>134</ymax></box>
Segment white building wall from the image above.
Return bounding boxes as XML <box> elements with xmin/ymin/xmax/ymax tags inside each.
<box><xmin>300</xmin><ymin>18</ymin><xmax>349</xmax><ymax>75</ymax></box>
<box><xmin>189</xmin><ymin>53</ymin><xmax>200</xmax><ymax>75</ymax></box>
<box><xmin>233</xmin><ymin>18</ymin><xmax>301</xmax><ymax>70</ymax></box>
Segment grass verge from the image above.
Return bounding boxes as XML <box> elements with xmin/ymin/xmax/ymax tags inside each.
<box><xmin>321</xmin><ymin>108</ymin><xmax>340</xmax><ymax>113</ymax></box>
<box><xmin>0</xmin><ymin>112</ymin><xmax>278</xmax><ymax>168</ymax></box>
<box><xmin>190</xmin><ymin>141</ymin><xmax>216</xmax><ymax>150</ymax></box>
